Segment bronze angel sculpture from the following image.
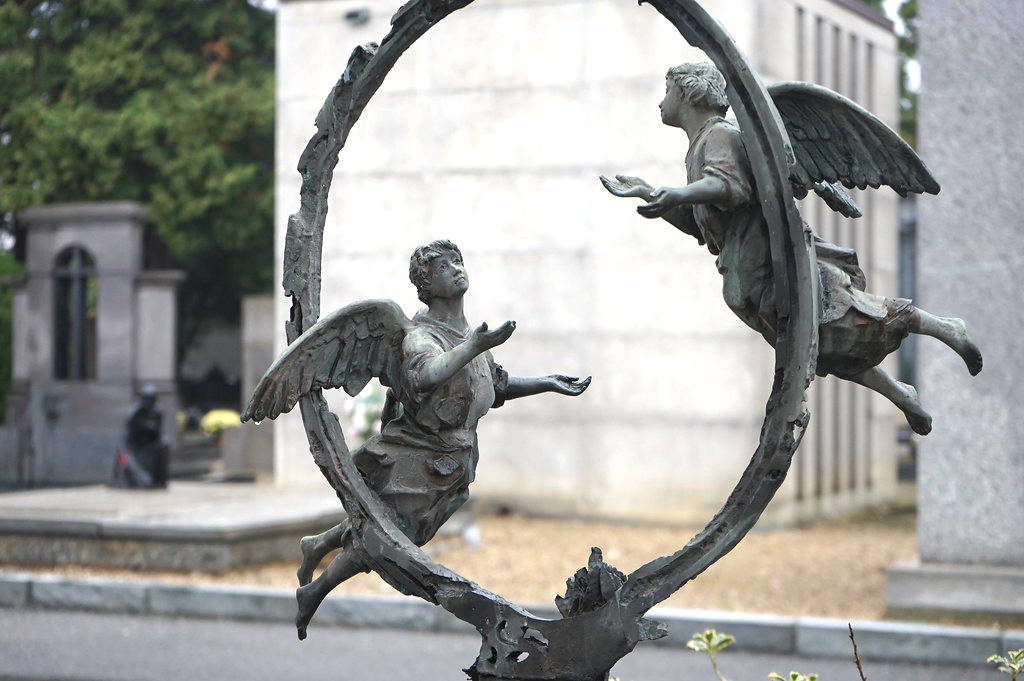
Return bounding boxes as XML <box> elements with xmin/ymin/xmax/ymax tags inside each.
<box><xmin>241</xmin><ymin>240</ymin><xmax>590</xmax><ymax>639</ymax></box>
<box><xmin>602</xmin><ymin>62</ymin><xmax>982</xmax><ymax>436</ymax></box>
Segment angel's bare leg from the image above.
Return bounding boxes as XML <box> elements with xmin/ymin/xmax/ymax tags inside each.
<box><xmin>296</xmin><ymin>529</ymin><xmax>369</xmax><ymax>640</ymax></box>
<box><xmin>909</xmin><ymin>308</ymin><xmax>983</xmax><ymax>375</ymax></box>
<box><xmin>297</xmin><ymin>519</ymin><xmax>350</xmax><ymax>586</ymax></box>
<box><xmin>848</xmin><ymin>366</ymin><xmax>932</xmax><ymax>435</ymax></box>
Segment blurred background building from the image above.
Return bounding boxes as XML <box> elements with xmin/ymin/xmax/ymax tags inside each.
<box><xmin>271</xmin><ymin>0</ymin><xmax>906</xmax><ymax>525</ymax></box>
<box><xmin>1</xmin><ymin>202</ymin><xmax>183</xmax><ymax>486</ymax></box>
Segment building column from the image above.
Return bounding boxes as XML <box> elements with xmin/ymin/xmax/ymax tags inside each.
<box><xmin>885</xmin><ymin>1</ymin><xmax>1024</xmax><ymax>617</ymax></box>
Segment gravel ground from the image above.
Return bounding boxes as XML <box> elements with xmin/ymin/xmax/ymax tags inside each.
<box><xmin>9</xmin><ymin>502</ymin><xmax>1019</xmax><ymax>628</ymax></box>
<box><xmin>3</xmin><ymin>503</ymin><xmax>931</xmax><ymax>620</ymax></box>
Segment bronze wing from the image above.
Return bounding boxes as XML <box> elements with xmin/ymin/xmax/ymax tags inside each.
<box><xmin>241</xmin><ymin>299</ymin><xmax>413</xmax><ymax>423</ymax></box>
<box><xmin>768</xmin><ymin>81</ymin><xmax>940</xmax><ymax>217</ymax></box>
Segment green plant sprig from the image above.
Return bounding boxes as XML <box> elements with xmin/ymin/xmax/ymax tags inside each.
<box><xmin>768</xmin><ymin>672</ymin><xmax>819</xmax><ymax>681</ymax></box>
<box><xmin>988</xmin><ymin>648</ymin><xmax>1024</xmax><ymax>680</ymax></box>
<box><xmin>687</xmin><ymin>629</ymin><xmax>736</xmax><ymax>681</ymax></box>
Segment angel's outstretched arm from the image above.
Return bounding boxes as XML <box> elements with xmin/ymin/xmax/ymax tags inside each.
<box><xmin>505</xmin><ymin>375</ymin><xmax>591</xmax><ymax>400</ymax></box>
<box><xmin>636</xmin><ymin>176</ymin><xmax>729</xmax><ymax>218</ymax></box>
<box><xmin>409</xmin><ymin>321</ymin><xmax>517</xmax><ymax>392</ymax></box>
<box><xmin>600</xmin><ymin>175</ymin><xmax>704</xmax><ymax>243</ymax></box>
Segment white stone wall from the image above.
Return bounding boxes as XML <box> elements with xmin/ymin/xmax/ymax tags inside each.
<box><xmin>275</xmin><ymin>0</ymin><xmax>903</xmax><ymax>523</ymax></box>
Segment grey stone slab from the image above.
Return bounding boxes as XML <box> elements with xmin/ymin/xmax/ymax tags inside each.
<box><xmin>0</xmin><ymin>533</ymin><xmax>235</xmax><ymax>572</ymax></box>
<box><xmin>0</xmin><ymin>517</ymin><xmax>102</xmax><ymax>537</ymax></box>
<box><xmin>30</xmin><ymin>575</ymin><xmax>147</xmax><ymax>614</ymax></box>
<box><xmin>649</xmin><ymin>607</ymin><xmax>796</xmax><ymax>652</ymax></box>
<box><xmin>887</xmin><ymin>560</ymin><xmax>1024</xmax><ymax>614</ymax></box>
<box><xmin>316</xmin><ymin>594</ymin><xmax>441</xmax><ymax>631</ymax></box>
<box><xmin>796</xmin><ymin>617</ymin><xmax>1002</xmax><ymax>666</ymax></box>
<box><xmin>147</xmin><ymin>583</ymin><xmax>294</xmax><ymax>621</ymax></box>
<box><xmin>0</xmin><ymin>573</ymin><xmax>31</xmax><ymax>607</ymax></box>
<box><xmin>916</xmin><ymin>0</ymin><xmax>1024</xmax><ymax>569</ymax></box>
<box><xmin>96</xmin><ymin>509</ymin><xmax>343</xmax><ymax>542</ymax></box>
<box><xmin>0</xmin><ymin>483</ymin><xmax>348</xmax><ymax>571</ymax></box>
<box><xmin>1003</xmin><ymin>630</ymin><xmax>1024</xmax><ymax>651</ymax></box>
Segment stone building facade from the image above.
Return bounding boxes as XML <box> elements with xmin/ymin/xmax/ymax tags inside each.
<box><xmin>272</xmin><ymin>0</ymin><xmax>905</xmax><ymax>524</ymax></box>
<box><xmin>1</xmin><ymin>202</ymin><xmax>183</xmax><ymax>486</ymax></box>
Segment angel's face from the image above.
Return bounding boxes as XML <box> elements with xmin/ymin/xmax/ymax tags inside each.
<box><xmin>427</xmin><ymin>251</ymin><xmax>468</xmax><ymax>300</ymax></box>
<box><xmin>659</xmin><ymin>78</ymin><xmax>688</xmax><ymax>128</ymax></box>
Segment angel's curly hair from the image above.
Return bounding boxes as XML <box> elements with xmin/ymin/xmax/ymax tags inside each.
<box><xmin>666</xmin><ymin>62</ymin><xmax>729</xmax><ymax>115</ymax></box>
<box><xmin>409</xmin><ymin>239</ymin><xmax>463</xmax><ymax>304</ymax></box>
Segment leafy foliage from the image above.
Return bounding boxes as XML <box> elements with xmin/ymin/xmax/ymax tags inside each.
<box><xmin>895</xmin><ymin>0</ymin><xmax>918</xmax><ymax>145</ymax></box>
<box><xmin>0</xmin><ymin>250</ymin><xmax>23</xmax><ymax>422</ymax></box>
<box><xmin>0</xmin><ymin>1</ymin><xmax>275</xmax><ymax>356</ymax></box>
<box><xmin>687</xmin><ymin>629</ymin><xmax>736</xmax><ymax>681</ymax></box>
<box><xmin>769</xmin><ymin>673</ymin><xmax>819</xmax><ymax>681</ymax></box>
<box><xmin>858</xmin><ymin>0</ymin><xmax>918</xmax><ymax>145</ymax></box>
<box><xmin>989</xmin><ymin>648</ymin><xmax>1024</xmax><ymax>680</ymax></box>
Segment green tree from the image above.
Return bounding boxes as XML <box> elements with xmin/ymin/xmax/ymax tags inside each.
<box><xmin>859</xmin><ymin>0</ymin><xmax>918</xmax><ymax>144</ymax></box>
<box><xmin>0</xmin><ymin>249</ymin><xmax>23</xmax><ymax>422</ymax></box>
<box><xmin>896</xmin><ymin>0</ymin><xmax>918</xmax><ymax>145</ymax></box>
<box><xmin>0</xmin><ymin>0</ymin><xmax>274</xmax><ymax>361</ymax></box>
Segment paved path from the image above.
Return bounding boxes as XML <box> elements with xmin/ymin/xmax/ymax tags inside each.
<box><xmin>0</xmin><ymin>610</ymin><xmax>997</xmax><ymax>681</ymax></box>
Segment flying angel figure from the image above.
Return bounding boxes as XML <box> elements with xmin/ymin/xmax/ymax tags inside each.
<box><xmin>241</xmin><ymin>239</ymin><xmax>590</xmax><ymax>639</ymax></box>
<box><xmin>602</xmin><ymin>62</ymin><xmax>981</xmax><ymax>436</ymax></box>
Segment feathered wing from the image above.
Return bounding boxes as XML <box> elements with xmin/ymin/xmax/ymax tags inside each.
<box><xmin>241</xmin><ymin>299</ymin><xmax>413</xmax><ymax>423</ymax></box>
<box><xmin>809</xmin><ymin>180</ymin><xmax>862</xmax><ymax>218</ymax></box>
<box><xmin>768</xmin><ymin>82</ymin><xmax>940</xmax><ymax>211</ymax></box>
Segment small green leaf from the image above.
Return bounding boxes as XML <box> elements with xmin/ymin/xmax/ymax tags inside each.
<box><xmin>767</xmin><ymin>672</ymin><xmax>817</xmax><ymax>681</ymax></box>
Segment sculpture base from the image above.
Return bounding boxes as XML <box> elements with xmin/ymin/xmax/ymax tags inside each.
<box><xmin>886</xmin><ymin>559</ymin><xmax>1024</xmax><ymax>616</ymax></box>
<box><xmin>472</xmin><ymin>677</ymin><xmax>609</xmax><ymax>681</ymax></box>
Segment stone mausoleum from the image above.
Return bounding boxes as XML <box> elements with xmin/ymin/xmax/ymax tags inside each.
<box><xmin>269</xmin><ymin>0</ymin><xmax>906</xmax><ymax>525</ymax></box>
<box><xmin>1</xmin><ymin>202</ymin><xmax>183</xmax><ymax>487</ymax></box>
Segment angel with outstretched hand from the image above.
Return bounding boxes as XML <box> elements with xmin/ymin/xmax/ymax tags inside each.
<box><xmin>601</xmin><ymin>62</ymin><xmax>982</xmax><ymax>437</ymax></box>
<box><xmin>241</xmin><ymin>239</ymin><xmax>590</xmax><ymax>640</ymax></box>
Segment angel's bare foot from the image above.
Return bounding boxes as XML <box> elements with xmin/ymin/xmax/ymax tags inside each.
<box><xmin>945</xmin><ymin>318</ymin><xmax>983</xmax><ymax>375</ymax></box>
<box><xmin>295</xmin><ymin>547</ymin><xmax>367</xmax><ymax>640</ymax></box>
<box><xmin>910</xmin><ymin>310</ymin><xmax>983</xmax><ymax>376</ymax></box>
<box><xmin>297</xmin><ymin>522</ymin><xmax>351</xmax><ymax>586</ymax></box>
<box><xmin>898</xmin><ymin>382</ymin><xmax>932</xmax><ymax>435</ymax></box>
<box><xmin>849</xmin><ymin>367</ymin><xmax>931</xmax><ymax>435</ymax></box>
<box><xmin>295</xmin><ymin>583</ymin><xmax>318</xmax><ymax>640</ymax></box>
<box><xmin>297</xmin><ymin>534</ymin><xmax>324</xmax><ymax>587</ymax></box>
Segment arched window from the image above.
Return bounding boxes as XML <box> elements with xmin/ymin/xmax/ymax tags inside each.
<box><xmin>54</xmin><ymin>246</ymin><xmax>97</xmax><ymax>380</ymax></box>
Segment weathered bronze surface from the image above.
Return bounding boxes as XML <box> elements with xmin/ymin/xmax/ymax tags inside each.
<box><xmin>242</xmin><ymin>0</ymin><xmax>979</xmax><ymax>678</ymax></box>
<box><xmin>602</xmin><ymin>65</ymin><xmax>981</xmax><ymax>437</ymax></box>
<box><xmin>244</xmin><ymin>239</ymin><xmax>590</xmax><ymax>640</ymax></box>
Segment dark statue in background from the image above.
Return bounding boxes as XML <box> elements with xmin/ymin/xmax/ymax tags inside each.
<box><xmin>602</xmin><ymin>62</ymin><xmax>982</xmax><ymax>436</ymax></box>
<box><xmin>112</xmin><ymin>383</ymin><xmax>169</xmax><ymax>489</ymax></box>
<box><xmin>243</xmin><ymin>240</ymin><xmax>590</xmax><ymax>639</ymax></box>
<box><xmin>241</xmin><ymin>0</ymin><xmax>984</xmax><ymax>678</ymax></box>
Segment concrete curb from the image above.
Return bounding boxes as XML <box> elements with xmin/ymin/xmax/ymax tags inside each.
<box><xmin>0</xmin><ymin>572</ymin><xmax>1012</xmax><ymax>666</ymax></box>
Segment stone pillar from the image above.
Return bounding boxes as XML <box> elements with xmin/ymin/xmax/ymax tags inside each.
<box><xmin>223</xmin><ymin>294</ymin><xmax>275</xmax><ymax>480</ymax></box>
<box><xmin>135</xmin><ymin>270</ymin><xmax>186</xmax><ymax>456</ymax></box>
<box><xmin>886</xmin><ymin>1</ymin><xmax>1024</xmax><ymax>616</ymax></box>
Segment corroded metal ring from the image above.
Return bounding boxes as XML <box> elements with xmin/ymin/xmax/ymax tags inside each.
<box><xmin>282</xmin><ymin>1</ymin><xmax>817</xmax><ymax>678</ymax></box>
